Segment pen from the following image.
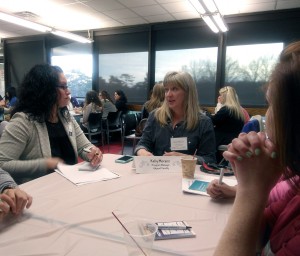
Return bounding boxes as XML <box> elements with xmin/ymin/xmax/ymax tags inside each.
<box><xmin>219</xmin><ymin>168</ymin><xmax>225</xmax><ymax>184</ymax></box>
<box><xmin>157</xmin><ymin>226</ymin><xmax>192</xmax><ymax>230</ymax></box>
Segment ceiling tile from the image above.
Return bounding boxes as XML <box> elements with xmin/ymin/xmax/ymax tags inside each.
<box><xmin>277</xmin><ymin>0</ymin><xmax>300</xmax><ymax>10</ymax></box>
<box><xmin>132</xmin><ymin>5</ymin><xmax>167</xmax><ymax>16</ymax></box>
<box><xmin>103</xmin><ymin>8</ymin><xmax>139</xmax><ymax>19</ymax></box>
<box><xmin>84</xmin><ymin>0</ymin><xmax>125</xmax><ymax>12</ymax></box>
<box><xmin>240</xmin><ymin>2</ymin><xmax>276</xmax><ymax>13</ymax></box>
<box><xmin>172</xmin><ymin>11</ymin><xmax>200</xmax><ymax>20</ymax></box>
<box><xmin>162</xmin><ymin>0</ymin><xmax>197</xmax><ymax>13</ymax></box>
<box><xmin>117</xmin><ymin>0</ymin><xmax>157</xmax><ymax>8</ymax></box>
<box><xmin>144</xmin><ymin>13</ymin><xmax>175</xmax><ymax>22</ymax></box>
<box><xmin>119</xmin><ymin>17</ymin><xmax>148</xmax><ymax>25</ymax></box>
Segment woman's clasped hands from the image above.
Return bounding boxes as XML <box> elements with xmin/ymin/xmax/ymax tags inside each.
<box><xmin>223</xmin><ymin>131</ymin><xmax>282</xmax><ymax>196</ymax></box>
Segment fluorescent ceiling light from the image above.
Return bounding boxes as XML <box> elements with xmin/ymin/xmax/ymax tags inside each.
<box><xmin>0</xmin><ymin>12</ymin><xmax>51</xmax><ymax>32</ymax></box>
<box><xmin>0</xmin><ymin>11</ymin><xmax>92</xmax><ymax>43</ymax></box>
<box><xmin>51</xmin><ymin>30</ymin><xmax>93</xmax><ymax>44</ymax></box>
<box><xmin>202</xmin><ymin>0</ymin><xmax>218</xmax><ymax>13</ymax></box>
<box><xmin>212</xmin><ymin>13</ymin><xmax>228</xmax><ymax>32</ymax></box>
<box><xmin>202</xmin><ymin>15</ymin><xmax>219</xmax><ymax>33</ymax></box>
<box><xmin>189</xmin><ymin>0</ymin><xmax>206</xmax><ymax>14</ymax></box>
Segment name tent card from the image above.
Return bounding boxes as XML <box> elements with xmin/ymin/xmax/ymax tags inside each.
<box><xmin>134</xmin><ymin>156</ymin><xmax>182</xmax><ymax>173</ymax></box>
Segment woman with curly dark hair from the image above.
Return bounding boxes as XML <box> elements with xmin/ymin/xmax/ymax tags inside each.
<box><xmin>0</xmin><ymin>64</ymin><xmax>102</xmax><ymax>184</ymax></box>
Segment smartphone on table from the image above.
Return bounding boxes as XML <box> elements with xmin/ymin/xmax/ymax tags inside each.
<box><xmin>115</xmin><ymin>155</ymin><xmax>134</xmax><ymax>164</ymax></box>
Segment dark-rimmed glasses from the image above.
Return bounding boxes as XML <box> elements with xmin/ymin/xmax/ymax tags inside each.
<box><xmin>57</xmin><ymin>85</ymin><xmax>69</xmax><ymax>90</ymax></box>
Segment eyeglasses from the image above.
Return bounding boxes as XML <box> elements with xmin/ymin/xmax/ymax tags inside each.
<box><xmin>57</xmin><ymin>85</ymin><xmax>69</xmax><ymax>90</ymax></box>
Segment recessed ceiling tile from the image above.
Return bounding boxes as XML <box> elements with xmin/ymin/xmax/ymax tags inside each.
<box><xmin>156</xmin><ymin>0</ymin><xmax>185</xmax><ymax>3</ymax></box>
<box><xmin>240</xmin><ymin>3</ymin><xmax>275</xmax><ymax>13</ymax></box>
<box><xmin>119</xmin><ymin>17</ymin><xmax>148</xmax><ymax>25</ymax></box>
<box><xmin>103</xmin><ymin>8</ymin><xmax>139</xmax><ymax>19</ymax></box>
<box><xmin>84</xmin><ymin>0</ymin><xmax>125</xmax><ymax>11</ymax></box>
<box><xmin>277</xmin><ymin>0</ymin><xmax>300</xmax><ymax>10</ymax></box>
<box><xmin>162</xmin><ymin>0</ymin><xmax>196</xmax><ymax>13</ymax></box>
<box><xmin>172</xmin><ymin>11</ymin><xmax>200</xmax><ymax>20</ymax></box>
<box><xmin>117</xmin><ymin>0</ymin><xmax>157</xmax><ymax>8</ymax></box>
<box><xmin>132</xmin><ymin>5</ymin><xmax>167</xmax><ymax>16</ymax></box>
<box><xmin>144</xmin><ymin>13</ymin><xmax>175</xmax><ymax>23</ymax></box>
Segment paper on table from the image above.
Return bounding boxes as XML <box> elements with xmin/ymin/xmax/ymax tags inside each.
<box><xmin>182</xmin><ymin>174</ymin><xmax>237</xmax><ymax>196</ymax></box>
<box><xmin>55</xmin><ymin>162</ymin><xmax>120</xmax><ymax>186</ymax></box>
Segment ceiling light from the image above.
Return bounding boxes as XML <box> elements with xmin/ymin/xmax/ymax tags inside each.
<box><xmin>190</xmin><ymin>0</ymin><xmax>228</xmax><ymax>33</ymax></box>
<box><xmin>51</xmin><ymin>30</ymin><xmax>93</xmax><ymax>44</ymax></box>
<box><xmin>0</xmin><ymin>11</ymin><xmax>93</xmax><ymax>43</ymax></box>
<box><xmin>0</xmin><ymin>12</ymin><xmax>51</xmax><ymax>32</ymax></box>
<box><xmin>202</xmin><ymin>15</ymin><xmax>219</xmax><ymax>33</ymax></box>
<box><xmin>212</xmin><ymin>13</ymin><xmax>228</xmax><ymax>32</ymax></box>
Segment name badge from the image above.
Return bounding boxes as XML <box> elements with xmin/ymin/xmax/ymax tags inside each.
<box><xmin>171</xmin><ymin>137</ymin><xmax>188</xmax><ymax>151</ymax></box>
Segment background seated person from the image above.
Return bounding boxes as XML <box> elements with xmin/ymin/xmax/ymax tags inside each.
<box><xmin>141</xmin><ymin>82</ymin><xmax>165</xmax><ymax>119</ymax></box>
<box><xmin>210</xmin><ymin>86</ymin><xmax>245</xmax><ymax>161</ymax></box>
<box><xmin>114</xmin><ymin>90</ymin><xmax>128</xmax><ymax>115</ymax></box>
<box><xmin>0</xmin><ymin>168</ymin><xmax>32</xmax><ymax>216</ymax></box>
<box><xmin>0</xmin><ymin>64</ymin><xmax>102</xmax><ymax>184</ymax></box>
<box><xmin>0</xmin><ymin>86</ymin><xmax>18</xmax><ymax>115</ymax></box>
<box><xmin>135</xmin><ymin>71</ymin><xmax>216</xmax><ymax>164</ymax></box>
<box><xmin>81</xmin><ymin>90</ymin><xmax>102</xmax><ymax>131</ymax></box>
<box><xmin>99</xmin><ymin>90</ymin><xmax>117</xmax><ymax>119</ymax></box>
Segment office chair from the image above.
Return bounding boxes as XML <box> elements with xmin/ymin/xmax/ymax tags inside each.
<box><xmin>84</xmin><ymin>112</ymin><xmax>104</xmax><ymax>148</ymax></box>
<box><xmin>104</xmin><ymin>111</ymin><xmax>123</xmax><ymax>152</ymax></box>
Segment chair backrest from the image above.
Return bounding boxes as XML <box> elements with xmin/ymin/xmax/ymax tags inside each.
<box><xmin>0</xmin><ymin>107</ymin><xmax>4</xmax><ymax>122</ymax></box>
<box><xmin>88</xmin><ymin>112</ymin><xmax>102</xmax><ymax>130</ymax></box>
<box><xmin>123</xmin><ymin>113</ymin><xmax>139</xmax><ymax>135</ymax></box>
<box><xmin>107</xmin><ymin>111</ymin><xmax>122</xmax><ymax>128</ymax></box>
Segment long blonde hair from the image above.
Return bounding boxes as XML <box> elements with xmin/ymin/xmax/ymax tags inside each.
<box><xmin>144</xmin><ymin>83</ymin><xmax>165</xmax><ymax>112</ymax></box>
<box><xmin>219</xmin><ymin>86</ymin><xmax>244</xmax><ymax>121</ymax></box>
<box><xmin>155</xmin><ymin>71</ymin><xmax>200</xmax><ymax>130</ymax></box>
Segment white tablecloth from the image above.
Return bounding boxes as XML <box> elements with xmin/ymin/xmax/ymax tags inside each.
<box><xmin>0</xmin><ymin>154</ymin><xmax>234</xmax><ymax>256</ymax></box>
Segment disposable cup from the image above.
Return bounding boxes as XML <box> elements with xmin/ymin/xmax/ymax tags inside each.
<box><xmin>123</xmin><ymin>219</ymin><xmax>157</xmax><ymax>256</ymax></box>
<box><xmin>181</xmin><ymin>156</ymin><xmax>197</xmax><ymax>179</ymax></box>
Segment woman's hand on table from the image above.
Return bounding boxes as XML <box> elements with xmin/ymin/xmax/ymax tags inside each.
<box><xmin>87</xmin><ymin>147</ymin><xmax>103</xmax><ymax>167</ymax></box>
<box><xmin>206</xmin><ymin>179</ymin><xmax>236</xmax><ymax>199</ymax></box>
<box><xmin>136</xmin><ymin>148</ymin><xmax>153</xmax><ymax>156</ymax></box>
<box><xmin>0</xmin><ymin>188</ymin><xmax>32</xmax><ymax>215</ymax></box>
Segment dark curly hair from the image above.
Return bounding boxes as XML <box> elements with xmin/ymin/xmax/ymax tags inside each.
<box><xmin>11</xmin><ymin>64</ymin><xmax>62</xmax><ymax>122</ymax></box>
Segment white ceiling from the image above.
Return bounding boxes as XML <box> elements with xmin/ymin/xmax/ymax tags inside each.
<box><xmin>0</xmin><ymin>0</ymin><xmax>300</xmax><ymax>39</ymax></box>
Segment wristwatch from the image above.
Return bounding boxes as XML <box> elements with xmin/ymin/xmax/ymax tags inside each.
<box><xmin>1</xmin><ymin>185</ymin><xmax>16</xmax><ymax>193</ymax></box>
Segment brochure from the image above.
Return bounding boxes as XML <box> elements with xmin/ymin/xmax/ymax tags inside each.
<box><xmin>155</xmin><ymin>221</ymin><xmax>196</xmax><ymax>240</ymax></box>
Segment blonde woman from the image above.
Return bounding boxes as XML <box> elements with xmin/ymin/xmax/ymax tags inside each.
<box><xmin>135</xmin><ymin>71</ymin><xmax>216</xmax><ymax>164</ymax></box>
<box><xmin>211</xmin><ymin>86</ymin><xmax>245</xmax><ymax>159</ymax></box>
<box><xmin>141</xmin><ymin>83</ymin><xmax>165</xmax><ymax>119</ymax></box>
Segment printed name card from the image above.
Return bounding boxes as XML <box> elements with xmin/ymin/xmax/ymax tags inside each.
<box><xmin>134</xmin><ymin>156</ymin><xmax>182</xmax><ymax>174</ymax></box>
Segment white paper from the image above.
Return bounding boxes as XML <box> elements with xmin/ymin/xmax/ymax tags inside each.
<box><xmin>182</xmin><ymin>174</ymin><xmax>237</xmax><ymax>196</ymax></box>
<box><xmin>55</xmin><ymin>162</ymin><xmax>120</xmax><ymax>185</ymax></box>
<box><xmin>134</xmin><ymin>156</ymin><xmax>182</xmax><ymax>173</ymax></box>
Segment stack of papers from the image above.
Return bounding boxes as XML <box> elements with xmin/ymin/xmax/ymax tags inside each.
<box><xmin>55</xmin><ymin>162</ymin><xmax>120</xmax><ymax>186</ymax></box>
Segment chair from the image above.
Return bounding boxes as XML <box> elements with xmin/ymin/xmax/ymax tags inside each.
<box><xmin>0</xmin><ymin>107</ymin><xmax>4</xmax><ymax>122</ymax></box>
<box><xmin>84</xmin><ymin>112</ymin><xmax>104</xmax><ymax>148</ymax></box>
<box><xmin>121</xmin><ymin>113</ymin><xmax>140</xmax><ymax>154</ymax></box>
<box><xmin>104</xmin><ymin>111</ymin><xmax>123</xmax><ymax>152</ymax></box>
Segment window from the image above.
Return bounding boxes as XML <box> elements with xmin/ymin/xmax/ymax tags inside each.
<box><xmin>51</xmin><ymin>42</ymin><xmax>92</xmax><ymax>99</ymax></box>
<box><xmin>225</xmin><ymin>43</ymin><xmax>284</xmax><ymax>106</ymax></box>
<box><xmin>99</xmin><ymin>52</ymin><xmax>148</xmax><ymax>103</ymax></box>
<box><xmin>155</xmin><ymin>47</ymin><xmax>218</xmax><ymax>105</ymax></box>
<box><xmin>96</xmin><ymin>31</ymin><xmax>149</xmax><ymax>104</ymax></box>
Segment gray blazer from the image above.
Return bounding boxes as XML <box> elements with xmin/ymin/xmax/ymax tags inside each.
<box><xmin>0</xmin><ymin>111</ymin><xmax>92</xmax><ymax>183</ymax></box>
<box><xmin>0</xmin><ymin>168</ymin><xmax>17</xmax><ymax>192</ymax></box>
